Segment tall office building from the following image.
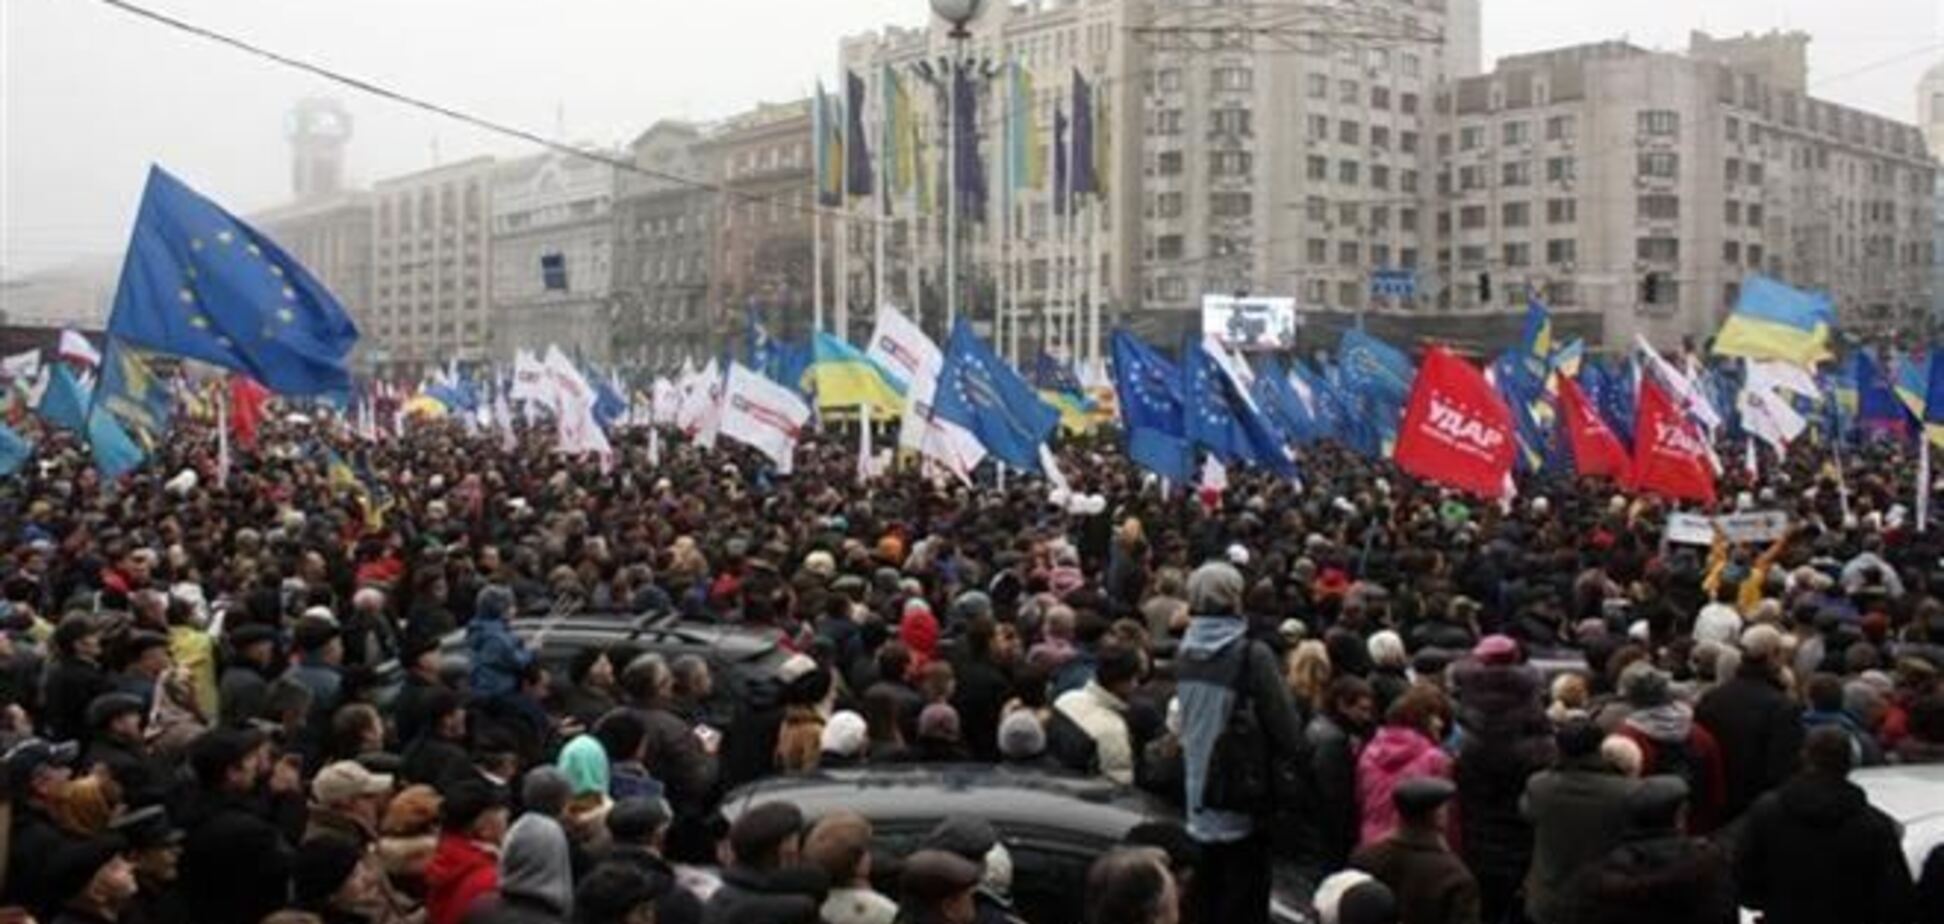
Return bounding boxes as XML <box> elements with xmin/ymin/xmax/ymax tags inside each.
<box><xmin>1438</xmin><ymin>33</ymin><xmax>1934</xmax><ymax>346</ymax></box>
<box><xmin>612</xmin><ymin>121</ymin><xmax>716</xmax><ymax>369</ymax></box>
<box><xmin>368</xmin><ymin>157</ymin><xmax>496</xmax><ymax>374</ymax></box>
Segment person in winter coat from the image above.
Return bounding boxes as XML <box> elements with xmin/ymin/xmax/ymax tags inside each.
<box><xmin>82</xmin><ymin>693</ymin><xmax>168</xmax><ymax>809</ymax></box>
<box><xmin>1448</xmin><ymin>635</ymin><xmax>1555</xmax><ymax>924</ymax></box>
<box><xmin>1350</xmin><ymin>777</ymin><xmax>1479</xmax><ymax>924</ymax></box>
<box><xmin>178</xmin><ymin>728</ymin><xmax>305</xmax><ymax>924</ymax></box>
<box><xmin>1050</xmin><ymin>643</ymin><xmax>1141</xmax><ymax>785</ymax></box>
<box><xmin>1693</xmin><ymin>625</ymin><xmax>1802</xmax><ymax>821</ymax></box>
<box><xmin>1610</xmin><ymin>663</ymin><xmax>1727</xmax><ymax>834</ymax></box>
<box><xmin>466</xmin><ymin>791</ymin><xmax>574</xmax><ymax>924</ymax></box>
<box><xmin>598</xmin><ymin>797</ymin><xmax>703</xmax><ymax>924</ymax></box>
<box><xmin>1175</xmin><ymin>561</ymin><xmax>1308</xmax><ymax>924</ymax></box>
<box><xmin>555</xmin><ymin>738</ymin><xmax>616</xmax><ymax>875</ymax></box>
<box><xmin>424</xmin><ymin>781</ymin><xmax>511</xmax><ymax>924</ymax></box>
<box><xmin>291</xmin><ymin>833</ymin><xmax>388</xmax><ymax>924</ymax></box>
<box><xmin>949</xmin><ymin>614</ymin><xmax>1017</xmax><ymax>764</ymax></box>
<box><xmin>702</xmin><ymin>801</ymin><xmax>828</xmax><ymax>924</ymax></box>
<box><xmin>803</xmin><ymin>811</ymin><xmax>898</xmax><ymax>924</ymax></box>
<box><xmin>467</xmin><ymin>585</ymin><xmax>534</xmax><ymax>706</ymax></box>
<box><xmin>377</xmin><ymin>785</ymin><xmax>444</xmax><ymax>901</ymax></box>
<box><xmin>1520</xmin><ymin>720</ymin><xmax>1641</xmax><ymax>924</ymax></box>
<box><xmin>217</xmin><ymin>624</ymin><xmax>278</xmax><ymax>729</ymax></box>
<box><xmin>402</xmin><ymin>690</ymin><xmax>473</xmax><ymax>789</ymax></box>
<box><xmin>617</xmin><ymin>653</ymin><xmax>717</xmax><ymax>846</ymax></box>
<box><xmin>1357</xmin><ymin>683</ymin><xmax>1454</xmax><ymax>849</ymax></box>
<box><xmin>43</xmin><ymin>614</ymin><xmax>115</xmax><ymax>744</ymax></box>
<box><xmin>1308</xmin><ymin>676</ymin><xmax>1377</xmax><ymax>872</ymax></box>
<box><xmin>1736</xmin><ymin>726</ymin><xmax>1917</xmax><ymax>924</ymax></box>
<box><xmin>1799</xmin><ymin>672</ymin><xmax>1885</xmax><ymax>767</ymax></box>
<box><xmin>1566</xmin><ymin>776</ymin><xmax>1737</xmax><ymax>924</ymax></box>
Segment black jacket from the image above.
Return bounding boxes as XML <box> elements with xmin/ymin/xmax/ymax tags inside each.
<box><xmin>1519</xmin><ymin>761</ymin><xmax>1640</xmax><ymax>924</ymax></box>
<box><xmin>1351</xmin><ymin>828</ymin><xmax>1482</xmax><ymax>924</ymax></box>
<box><xmin>218</xmin><ymin>662</ymin><xmax>271</xmax><ymax>728</ymax></box>
<box><xmin>950</xmin><ymin>653</ymin><xmax>1013</xmax><ymax>763</ymax></box>
<box><xmin>1737</xmin><ymin>773</ymin><xmax>1916</xmax><ymax>924</ymax></box>
<box><xmin>599</xmin><ymin>845</ymin><xmax>704</xmax><ymax>924</ymax></box>
<box><xmin>400</xmin><ymin>734</ymin><xmax>473</xmax><ymax>789</ymax></box>
<box><xmin>633</xmin><ymin>705</ymin><xmax>718</xmax><ymax>815</ymax></box>
<box><xmin>85</xmin><ymin>733</ymin><xmax>169</xmax><ymax>807</ymax></box>
<box><xmin>701</xmin><ymin>864</ymin><xmax>828</xmax><ymax>924</ymax></box>
<box><xmin>1567</xmin><ymin>834</ymin><xmax>1737</xmax><ymax>924</ymax></box>
<box><xmin>5</xmin><ymin>804</ymin><xmax>82</xmax><ymax>915</ymax></box>
<box><xmin>42</xmin><ymin>657</ymin><xmax>114</xmax><ymax>743</ymax></box>
<box><xmin>390</xmin><ymin>673</ymin><xmax>446</xmax><ymax>747</ymax></box>
<box><xmin>1694</xmin><ymin>663</ymin><xmax>1803</xmax><ymax>820</ymax></box>
<box><xmin>1305</xmin><ymin>711</ymin><xmax>1364</xmax><ymax>871</ymax></box>
<box><xmin>179</xmin><ymin>791</ymin><xmax>296</xmax><ymax>924</ymax></box>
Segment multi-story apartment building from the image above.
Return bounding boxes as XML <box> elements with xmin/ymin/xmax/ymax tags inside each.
<box><xmin>369</xmin><ymin>157</ymin><xmax>496</xmax><ymax>374</ymax></box>
<box><xmin>699</xmin><ymin>100</ymin><xmax>817</xmax><ymax>351</ymax></box>
<box><xmin>1920</xmin><ymin>60</ymin><xmax>1944</xmax><ymax>328</ymax></box>
<box><xmin>1438</xmin><ymin>32</ymin><xmax>1935</xmax><ymax>347</ymax></box>
<box><xmin>489</xmin><ymin>150</ymin><xmax>617</xmax><ymax>364</ymax></box>
<box><xmin>612</xmin><ymin>121</ymin><xmax>716</xmax><ymax>370</ymax></box>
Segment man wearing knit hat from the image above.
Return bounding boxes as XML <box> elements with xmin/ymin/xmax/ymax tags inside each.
<box><xmin>1173</xmin><ymin>560</ymin><xmax>1307</xmax><ymax>924</ymax></box>
<box><xmin>1695</xmin><ymin>623</ymin><xmax>1804</xmax><ymax>821</ymax></box>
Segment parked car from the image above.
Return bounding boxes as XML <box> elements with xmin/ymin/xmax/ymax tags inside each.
<box><xmin>1852</xmin><ymin>762</ymin><xmax>1944</xmax><ymax>881</ymax></box>
<box><xmin>720</xmin><ymin>764</ymin><xmax>1314</xmax><ymax>924</ymax></box>
<box><xmin>372</xmin><ymin>611</ymin><xmax>795</xmax><ymax>728</ymax></box>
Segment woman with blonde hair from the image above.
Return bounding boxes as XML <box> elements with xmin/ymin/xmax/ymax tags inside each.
<box><xmin>1285</xmin><ymin>640</ymin><xmax>1334</xmax><ymax>720</ymax></box>
<box><xmin>51</xmin><ymin>771</ymin><xmax>123</xmax><ymax>837</ymax></box>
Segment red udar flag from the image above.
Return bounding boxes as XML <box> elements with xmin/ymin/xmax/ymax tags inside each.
<box><xmin>1393</xmin><ymin>346</ymin><xmax>1516</xmax><ymax>498</ymax></box>
<box><xmin>1557</xmin><ymin>373</ymin><xmax>1632</xmax><ymax>480</ymax></box>
<box><xmin>1630</xmin><ymin>376</ymin><xmax>1717</xmax><ymax>506</ymax></box>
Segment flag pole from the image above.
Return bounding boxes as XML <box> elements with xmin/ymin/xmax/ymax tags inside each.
<box><xmin>839</xmin><ymin>81</ymin><xmax>853</xmax><ymax>342</ymax></box>
<box><xmin>215</xmin><ymin>381</ymin><xmax>229</xmax><ymax>488</ymax></box>
<box><xmin>874</xmin><ymin>64</ymin><xmax>888</xmax><ymax>325</ymax></box>
<box><xmin>813</xmin><ymin>208</ymin><xmax>825</xmax><ymax>334</ymax></box>
<box><xmin>945</xmin><ymin>53</ymin><xmax>960</xmax><ymax>328</ymax></box>
<box><xmin>1000</xmin><ymin>63</ymin><xmax>1014</xmax><ymax>367</ymax></box>
<box><xmin>1920</xmin><ymin>436</ymin><xmax>1931</xmax><ymax>533</ymax></box>
<box><xmin>858</xmin><ymin>400</ymin><xmax>873</xmax><ymax>484</ymax></box>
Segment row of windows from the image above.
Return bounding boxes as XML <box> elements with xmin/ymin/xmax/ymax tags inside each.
<box><xmin>1304</xmin><ymin>74</ymin><xmax>1424</xmax><ymax>114</ymax></box>
<box><xmin>1449</xmin><ymin>115</ymin><xmax>1578</xmax><ymax>153</ymax></box>
<box><xmin>1304</xmin><ymin>115</ymin><xmax>1424</xmax><ymax>154</ymax></box>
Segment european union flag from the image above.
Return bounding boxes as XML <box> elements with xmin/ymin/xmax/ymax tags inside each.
<box><xmin>37</xmin><ymin>364</ymin><xmax>90</xmax><ymax>433</ymax></box>
<box><xmin>1290</xmin><ymin>360</ymin><xmax>1350</xmax><ymax>444</ymax></box>
<box><xmin>933</xmin><ymin>318</ymin><xmax>1057</xmax><ymax>472</ymax></box>
<box><xmin>0</xmin><ymin>424</ymin><xmax>32</xmax><ymax>477</ymax></box>
<box><xmin>1111</xmin><ymin>329</ymin><xmax>1190</xmax><ymax>482</ymax></box>
<box><xmin>747</xmin><ymin>306</ymin><xmax>776</xmax><ymax>377</ymax></box>
<box><xmin>592</xmin><ymin>372</ymin><xmax>626</xmax><ymax>429</ymax></box>
<box><xmin>1031</xmin><ymin>352</ymin><xmax>1085</xmax><ymax>395</ymax></box>
<box><xmin>1852</xmin><ymin>351</ymin><xmax>1909</xmax><ymax>435</ymax></box>
<box><xmin>1337</xmin><ymin>328</ymin><xmax>1416</xmax><ymax>407</ymax></box>
<box><xmin>106</xmin><ymin>166</ymin><xmax>359</xmax><ymax>397</ymax></box>
<box><xmin>1183</xmin><ymin>340</ymin><xmax>1297</xmax><ymax>480</ymax></box>
<box><xmin>1250</xmin><ymin>356</ymin><xmax>1315</xmax><ymax>445</ymax></box>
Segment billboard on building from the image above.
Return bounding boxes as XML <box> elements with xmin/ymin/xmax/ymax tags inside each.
<box><xmin>1201</xmin><ymin>294</ymin><xmax>1297</xmax><ymax>351</ymax></box>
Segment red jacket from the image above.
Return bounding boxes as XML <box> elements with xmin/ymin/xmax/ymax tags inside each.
<box><xmin>424</xmin><ymin>833</ymin><xmax>499</xmax><ymax>924</ymax></box>
<box><xmin>1615</xmin><ymin>721</ymin><xmax>1728</xmax><ymax>834</ymax></box>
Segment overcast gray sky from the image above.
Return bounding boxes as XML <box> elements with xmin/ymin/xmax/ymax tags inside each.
<box><xmin>4</xmin><ymin>0</ymin><xmax>1941</xmax><ymax>280</ymax></box>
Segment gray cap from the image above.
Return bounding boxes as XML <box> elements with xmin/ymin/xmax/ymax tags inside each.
<box><xmin>1392</xmin><ymin>777</ymin><xmax>1456</xmax><ymax>820</ymax></box>
<box><xmin>997</xmin><ymin>710</ymin><xmax>1046</xmax><ymax>759</ymax></box>
<box><xmin>1186</xmin><ymin>561</ymin><xmax>1245</xmax><ymax>614</ymax></box>
<box><xmin>606</xmin><ymin>797</ymin><xmax>674</xmax><ymax>843</ymax></box>
<box><xmin>923</xmin><ymin>815</ymin><xmax>999</xmax><ymax>864</ymax></box>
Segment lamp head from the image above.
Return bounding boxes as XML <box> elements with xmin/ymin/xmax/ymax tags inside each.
<box><xmin>930</xmin><ymin>0</ymin><xmax>983</xmax><ymax>36</ymax></box>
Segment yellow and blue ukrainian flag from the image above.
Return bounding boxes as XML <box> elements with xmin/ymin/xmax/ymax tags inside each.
<box><xmin>1712</xmin><ymin>274</ymin><xmax>1834</xmax><ymax>367</ymax></box>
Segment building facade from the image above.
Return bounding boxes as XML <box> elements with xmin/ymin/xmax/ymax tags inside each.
<box><xmin>612</xmin><ymin>121</ymin><xmax>715</xmax><ymax>370</ymax></box>
<box><xmin>368</xmin><ymin>157</ymin><xmax>496</xmax><ymax>373</ymax></box>
<box><xmin>1438</xmin><ymin>33</ymin><xmax>1935</xmax><ymax>347</ymax></box>
<box><xmin>699</xmin><ymin>101</ymin><xmax>816</xmax><ymax>353</ymax></box>
<box><xmin>1921</xmin><ymin>60</ymin><xmax>1944</xmax><ymax>328</ymax></box>
<box><xmin>488</xmin><ymin>151</ymin><xmax>617</xmax><ymax>364</ymax></box>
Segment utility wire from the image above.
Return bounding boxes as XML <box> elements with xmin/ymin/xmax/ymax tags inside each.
<box><xmin>91</xmin><ymin>0</ymin><xmax>892</xmax><ymax>229</ymax></box>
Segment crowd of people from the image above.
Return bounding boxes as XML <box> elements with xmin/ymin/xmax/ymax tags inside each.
<box><xmin>0</xmin><ymin>409</ymin><xmax>1940</xmax><ymax>924</ymax></box>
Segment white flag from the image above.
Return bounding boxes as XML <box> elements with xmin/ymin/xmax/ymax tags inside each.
<box><xmin>677</xmin><ymin>359</ymin><xmax>721</xmax><ymax>437</ymax></box>
<box><xmin>57</xmin><ymin>329</ymin><xmax>100</xmax><ymax>369</ymax></box>
<box><xmin>555</xmin><ymin>384</ymin><xmax>612</xmax><ymax>459</ymax></box>
<box><xmin>542</xmin><ymin>346</ymin><xmax>593</xmax><ymax>412</ymax></box>
<box><xmin>509</xmin><ymin>349</ymin><xmax>546</xmax><ymax>403</ymax></box>
<box><xmin>865</xmin><ymin>306</ymin><xmax>986</xmax><ymax>478</ymax></box>
<box><xmin>720</xmin><ymin>363</ymin><xmax>810</xmax><ymax>473</ymax></box>
<box><xmin>1635</xmin><ymin>334</ymin><xmax>1721</xmax><ymax>429</ymax></box>
<box><xmin>493</xmin><ymin>391</ymin><xmax>518</xmax><ymax>452</ymax></box>
<box><xmin>651</xmin><ymin>378</ymin><xmax>681</xmax><ymax>426</ymax></box>
<box><xmin>865</xmin><ymin>306</ymin><xmax>936</xmax><ymax>394</ymax></box>
<box><xmin>1</xmin><ymin>350</ymin><xmax>40</xmax><ymax>383</ymax></box>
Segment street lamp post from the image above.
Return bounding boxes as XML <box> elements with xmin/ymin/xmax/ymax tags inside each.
<box><xmin>930</xmin><ymin>0</ymin><xmax>983</xmax><ymax>330</ymax></box>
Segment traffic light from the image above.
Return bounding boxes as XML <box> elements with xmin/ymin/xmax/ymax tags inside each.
<box><xmin>1478</xmin><ymin>272</ymin><xmax>1492</xmax><ymax>302</ymax></box>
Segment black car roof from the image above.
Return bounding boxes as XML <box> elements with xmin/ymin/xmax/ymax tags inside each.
<box><xmin>722</xmin><ymin>765</ymin><xmax>1179</xmax><ymax>845</ymax></box>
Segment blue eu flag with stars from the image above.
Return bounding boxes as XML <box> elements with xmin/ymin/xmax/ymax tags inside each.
<box><xmin>933</xmin><ymin>318</ymin><xmax>1058</xmax><ymax>472</ymax></box>
<box><xmin>1183</xmin><ymin>339</ymin><xmax>1298</xmax><ymax>480</ymax></box>
<box><xmin>1110</xmin><ymin>329</ymin><xmax>1190</xmax><ymax>483</ymax></box>
<box><xmin>107</xmin><ymin>166</ymin><xmax>360</xmax><ymax>397</ymax></box>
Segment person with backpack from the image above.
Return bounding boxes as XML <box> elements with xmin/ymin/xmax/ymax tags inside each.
<box><xmin>1048</xmin><ymin>644</ymin><xmax>1141</xmax><ymax>784</ymax></box>
<box><xmin>1174</xmin><ymin>561</ymin><xmax>1308</xmax><ymax>924</ymax></box>
<box><xmin>1610</xmin><ymin>663</ymin><xmax>1726</xmax><ymax>834</ymax></box>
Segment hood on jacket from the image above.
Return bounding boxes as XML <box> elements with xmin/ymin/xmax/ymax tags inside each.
<box><xmin>500</xmin><ymin>814</ymin><xmax>574</xmax><ymax>914</ymax></box>
<box><xmin>1363</xmin><ymin>725</ymin><xmax>1440</xmax><ymax>773</ymax></box>
<box><xmin>1625</xmin><ymin>702</ymin><xmax>1694</xmax><ymax>743</ymax></box>
<box><xmin>1179</xmin><ymin>615</ymin><xmax>1247</xmax><ymax>663</ymax></box>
